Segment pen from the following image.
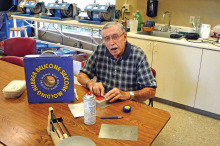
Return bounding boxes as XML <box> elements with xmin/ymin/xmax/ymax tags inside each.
<box><xmin>74</xmin><ymin>88</ymin><xmax>78</xmax><ymax>100</ymax></box>
<box><xmin>100</xmin><ymin>116</ymin><xmax>123</xmax><ymax>119</ymax></box>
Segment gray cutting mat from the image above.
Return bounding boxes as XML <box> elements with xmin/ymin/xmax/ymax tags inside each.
<box><xmin>98</xmin><ymin>124</ymin><xmax>138</xmax><ymax>141</ymax></box>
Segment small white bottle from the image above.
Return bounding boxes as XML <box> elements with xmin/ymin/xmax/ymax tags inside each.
<box><xmin>83</xmin><ymin>92</ymin><xmax>96</xmax><ymax>125</ymax></box>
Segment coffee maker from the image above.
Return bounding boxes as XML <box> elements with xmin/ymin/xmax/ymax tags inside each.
<box><xmin>146</xmin><ymin>0</ymin><xmax>158</xmax><ymax>17</ymax></box>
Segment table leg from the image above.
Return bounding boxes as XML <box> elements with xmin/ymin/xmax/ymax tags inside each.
<box><xmin>35</xmin><ymin>20</ymin><xmax>38</xmax><ymax>39</ymax></box>
<box><xmin>13</xmin><ymin>17</ymin><xmax>17</xmax><ymax>28</ymax></box>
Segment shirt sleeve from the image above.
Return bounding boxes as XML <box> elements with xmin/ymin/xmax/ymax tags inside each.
<box><xmin>137</xmin><ymin>53</ymin><xmax>157</xmax><ymax>89</ymax></box>
<box><xmin>79</xmin><ymin>47</ymin><xmax>98</xmax><ymax>79</ymax></box>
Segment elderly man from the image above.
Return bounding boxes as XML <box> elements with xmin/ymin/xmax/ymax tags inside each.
<box><xmin>77</xmin><ymin>22</ymin><xmax>156</xmax><ymax>102</ymax></box>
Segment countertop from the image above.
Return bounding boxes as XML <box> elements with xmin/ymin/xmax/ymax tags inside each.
<box><xmin>127</xmin><ymin>32</ymin><xmax>220</xmax><ymax>51</ymax></box>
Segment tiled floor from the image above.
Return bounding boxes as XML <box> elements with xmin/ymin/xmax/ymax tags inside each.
<box><xmin>150</xmin><ymin>101</ymin><xmax>220</xmax><ymax>146</ymax></box>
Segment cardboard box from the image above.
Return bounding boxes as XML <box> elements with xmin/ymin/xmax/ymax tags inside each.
<box><xmin>24</xmin><ymin>54</ymin><xmax>74</xmax><ymax>103</ymax></box>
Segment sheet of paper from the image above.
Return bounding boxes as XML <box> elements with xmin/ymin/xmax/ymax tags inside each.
<box><xmin>68</xmin><ymin>103</ymin><xmax>84</xmax><ymax>118</ymax></box>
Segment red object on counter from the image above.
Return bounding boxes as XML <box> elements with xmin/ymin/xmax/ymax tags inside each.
<box><xmin>213</xmin><ymin>32</ymin><xmax>219</xmax><ymax>38</ymax></box>
<box><xmin>96</xmin><ymin>96</ymin><xmax>105</xmax><ymax>101</ymax></box>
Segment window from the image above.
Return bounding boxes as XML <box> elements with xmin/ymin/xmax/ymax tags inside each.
<box><xmin>39</xmin><ymin>0</ymin><xmax>115</xmax><ymax>37</ymax></box>
<box><xmin>42</xmin><ymin>0</ymin><xmax>115</xmax><ymax>10</ymax></box>
<box><xmin>40</xmin><ymin>23</ymin><xmax>101</xmax><ymax>38</ymax></box>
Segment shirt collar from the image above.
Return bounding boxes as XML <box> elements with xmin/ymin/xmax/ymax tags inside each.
<box><xmin>105</xmin><ymin>41</ymin><xmax>131</xmax><ymax>60</ymax></box>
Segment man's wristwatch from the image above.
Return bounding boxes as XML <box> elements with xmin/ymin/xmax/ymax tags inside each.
<box><xmin>129</xmin><ymin>91</ymin><xmax>135</xmax><ymax>100</ymax></box>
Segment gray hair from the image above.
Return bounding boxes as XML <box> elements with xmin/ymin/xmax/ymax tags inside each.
<box><xmin>102</xmin><ymin>22</ymin><xmax>125</xmax><ymax>34</ymax></box>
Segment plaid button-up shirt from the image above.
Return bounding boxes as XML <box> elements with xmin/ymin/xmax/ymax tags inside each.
<box><xmin>80</xmin><ymin>41</ymin><xmax>157</xmax><ymax>93</ymax></box>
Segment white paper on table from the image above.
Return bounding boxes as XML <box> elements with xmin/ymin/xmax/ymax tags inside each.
<box><xmin>68</xmin><ymin>103</ymin><xmax>84</xmax><ymax>118</ymax></box>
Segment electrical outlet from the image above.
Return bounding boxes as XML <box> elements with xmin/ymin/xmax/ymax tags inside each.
<box><xmin>123</xmin><ymin>4</ymin><xmax>130</xmax><ymax>13</ymax></box>
<box><xmin>189</xmin><ymin>16</ymin><xmax>195</xmax><ymax>24</ymax></box>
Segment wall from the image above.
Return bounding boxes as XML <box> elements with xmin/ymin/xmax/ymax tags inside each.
<box><xmin>116</xmin><ymin>0</ymin><xmax>220</xmax><ymax>28</ymax></box>
<box><xmin>39</xmin><ymin>0</ymin><xmax>220</xmax><ymax>51</ymax></box>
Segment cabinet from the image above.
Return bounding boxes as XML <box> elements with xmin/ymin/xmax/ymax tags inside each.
<box><xmin>128</xmin><ymin>35</ymin><xmax>220</xmax><ymax>115</ymax></box>
<box><xmin>127</xmin><ymin>37</ymin><xmax>153</xmax><ymax>66</ymax></box>
<box><xmin>152</xmin><ymin>42</ymin><xmax>202</xmax><ymax>106</ymax></box>
<box><xmin>195</xmin><ymin>50</ymin><xmax>220</xmax><ymax>115</ymax></box>
<box><xmin>127</xmin><ymin>36</ymin><xmax>203</xmax><ymax>106</ymax></box>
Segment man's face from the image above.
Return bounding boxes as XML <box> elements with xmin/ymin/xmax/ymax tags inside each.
<box><xmin>102</xmin><ymin>25</ymin><xmax>127</xmax><ymax>59</ymax></box>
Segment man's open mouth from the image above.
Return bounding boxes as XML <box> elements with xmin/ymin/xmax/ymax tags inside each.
<box><xmin>110</xmin><ymin>46</ymin><xmax>118</xmax><ymax>51</ymax></box>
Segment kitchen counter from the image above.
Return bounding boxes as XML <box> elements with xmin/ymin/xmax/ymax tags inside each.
<box><xmin>127</xmin><ymin>32</ymin><xmax>220</xmax><ymax>51</ymax></box>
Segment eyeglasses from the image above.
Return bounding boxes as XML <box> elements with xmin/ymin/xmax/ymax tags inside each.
<box><xmin>103</xmin><ymin>33</ymin><xmax>124</xmax><ymax>43</ymax></box>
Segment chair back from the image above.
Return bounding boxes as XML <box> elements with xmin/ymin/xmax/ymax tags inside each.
<box><xmin>148</xmin><ymin>67</ymin><xmax>156</xmax><ymax>107</ymax></box>
<box><xmin>150</xmin><ymin>67</ymin><xmax>156</xmax><ymax>78</ymax></box>
<box><xmin>0</xmin><ymin>56</ymin><xmax>24</xmax><ymax>67</ymax></box>
<box><xmin>4</xmin><ymin>37</ymin><xmax>36</xmax><ymax>57</ymax></box>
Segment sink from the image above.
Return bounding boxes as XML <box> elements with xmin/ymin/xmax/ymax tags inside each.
<box><xmin>136</xmin><ymin>30</ymin><xmax>175</xmax><ymax>38</ymax></box>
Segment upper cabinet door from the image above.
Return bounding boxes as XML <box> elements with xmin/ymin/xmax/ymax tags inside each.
<box><xmin>195</xmin><ymin>49</ymin><xmax>220</xmax><ymax>115</ymax></box>
<box><xmin>152</xmin><ymin>42</ymin><xmax>202</xmax><ymax>106</ymax></box>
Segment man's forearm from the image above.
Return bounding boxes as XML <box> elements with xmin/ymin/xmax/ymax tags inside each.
<box><xmin>132</xmin><ymin>87</ymin><xmax>156</xmax><ymax>102</ymax></box>
<box><xmin>104</xmin><ymin>87</ymin><xmax>155</xmax><ymax>102</ymax></box>
<box><xmin>77</xmin><ymin>72</ymin><xmax>91</xmax><ymax>88</ymax></box>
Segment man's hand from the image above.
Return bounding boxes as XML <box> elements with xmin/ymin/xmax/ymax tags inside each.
<box><xmin>104</xmin><ymin>88</ymin><xmax>130</xmax><ymax>103</ymax></box>
<box><xmin>87</xmin><ymin>81</ymin><xmax>105</xmax><ymax>97</ymax></box>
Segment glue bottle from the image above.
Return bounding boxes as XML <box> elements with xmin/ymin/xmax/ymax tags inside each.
<box><xmin>83</xmin><ymin>92</ymin><xmax>96</xmax><ymax>125</ymax></box>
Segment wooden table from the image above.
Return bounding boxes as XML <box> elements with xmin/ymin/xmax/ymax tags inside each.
<box><xmin>0</xmin><ymin>60</ymin><xmax>170</xmax><ymax>146</ymax></box>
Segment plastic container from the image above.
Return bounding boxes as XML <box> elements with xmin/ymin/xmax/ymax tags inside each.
<box><xmin>36</xmin><ymin>42</ymin><xmax>61</xmax><ymax>54</ymax></box>
<box><xmin>134</xmin><ymin>10</ymin><xmax>142</xmax><ymax>31</ymax></box>
<box><xmin>73</xmin><ymin>53</ymin><xmax>89</xmax><ymax>75</ymax></box>
<box><xmin>130</xmin><ymin>20</ymin><xmax>138</xmax><ymax>32</ymax></box>
<box><xmin>122</xmin><ymin>20</ymin><xmax>127</xmax><ymax>29</ymax></box>
<box><xmin>142</xmin><ymin>26</ymin><xmax>154</xmax><ymax>32</ymax></box>
<box><xmin>142</xmin><ymin>21</ymin><xmax>155</xmax><ymax>31</ymax></box>
<box><xmin>200</xmin><ymin>24</ymin><xmax>211</xmax><ymax>39</ymax></box>
<box><xmin>36</xmin><ymin>42</ymin><xmax>48</xmax><ymax>54</ymax></box>
<box><xmin>2</xmin><ymin>80</ymin><xmax>26</xmax><ymax>98</ymax></box>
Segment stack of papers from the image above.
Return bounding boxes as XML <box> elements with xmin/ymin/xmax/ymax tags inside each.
<box><xmin>68</xmin><ymin>103</ymin><xmax>84</xmax><ymax>118</ymax></box>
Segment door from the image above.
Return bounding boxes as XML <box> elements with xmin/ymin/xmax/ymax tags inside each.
<box><xmin>195</xmin><ymin>49</ymin><xmax>220</xmax><ymax>114</ymax></box>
